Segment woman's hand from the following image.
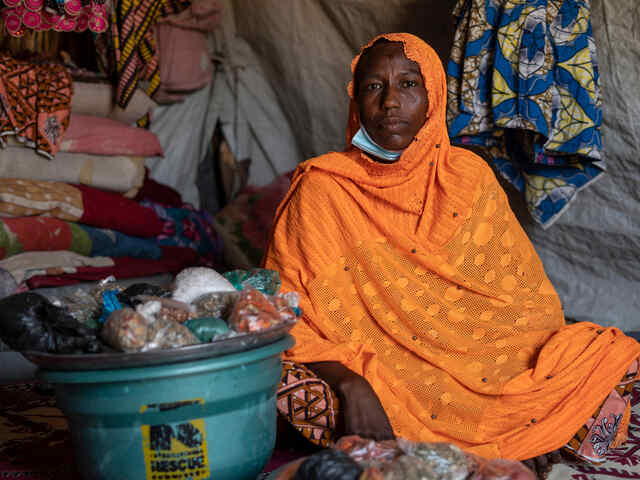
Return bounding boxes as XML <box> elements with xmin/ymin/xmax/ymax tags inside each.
<box><xmin>305</xmin><ymin>361</ymin><xmax>394</xmax><ymax>441</ymax></box>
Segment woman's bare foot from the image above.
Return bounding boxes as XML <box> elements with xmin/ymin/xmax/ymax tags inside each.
<box><xmin>522</xmin><ymin>450</ymin><xmax>563</xmax><ymax>479</ymax></box>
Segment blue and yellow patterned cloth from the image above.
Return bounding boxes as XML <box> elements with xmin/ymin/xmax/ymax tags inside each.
<box><xmin>447</xmin><ymin>0</ymin><xmax>604</xmax><ymax>227</ymax></box>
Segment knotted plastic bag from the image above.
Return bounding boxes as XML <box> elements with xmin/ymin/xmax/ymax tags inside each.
<box><xmin>192</xmin><ymin>291</ymin><xmax>239</xmax><ymax>319</ymax></box>
<box><xmin>223</xmin><ymin>268</ymin><xmax>281</xmax><ymax>295</ymax></box>
<box><xmin>0</xmin><ymin>292</ymin><xmax>101</xmax><ymax>353</ymax></box>
<box><xmin>229</xmin><ymin>288</ymin><xmax>296</xmax><ymax>333</ymax></box>
<box><xmin>101</xmin><ymin>308</ymin><xmax>149</xmax><ymax>352</ymax></box>
<box><xmin>138</xmin><ymin>301</ymin><xmax>200</xmax><ymax>351</ymax></box>
<box><xmin>184</xmin><ymin>317</ymin><xmax>230</xmax><ymax>342</ymax></box>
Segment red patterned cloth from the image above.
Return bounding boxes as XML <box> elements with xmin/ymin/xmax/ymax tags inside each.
<box><xmin>0</xmin><ymin>0</ymin><xmax>107</xmax><ymax>37</ymax></box>
<box><xmin>0</xmin><ymin>55</ymin><xmax>72</xmax><ymax>158</ymax></box>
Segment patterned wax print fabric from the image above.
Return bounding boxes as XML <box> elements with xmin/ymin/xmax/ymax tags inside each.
<box><xmin>277</xmin><ymin>360</ymin><xmax>339</xmax><ymax>448</ymax></box>
<box><xmin>264</xmin><ymin>33</ymin><xmax>640</xmax><ymax>461</ymax></box>
<box><xmin>104</xmin><ymin>0</ymin><xmax>189</xmax><ymax>126</ymax></box>
<box><xmin>0</xmin><ymin>0</ymin><xmax>107</xmax><ymax>37</ymax></box>
<box><xmin>446</xmin><ymin>0</ymin><xmax>604</xmax><ymax>228</ymax></box>
<box><xmin>0</xmin><ymin>54</ymin><xmax>72</xmax><ymax>158</ymax></box>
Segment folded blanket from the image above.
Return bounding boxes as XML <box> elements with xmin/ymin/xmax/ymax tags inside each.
<box><xmin>0</xmin><ymin>217</ymin><xmax>163</xmax><ymax>260</ymax></box>
<box><xmin>0</xmin><ymin>251</ymin><xmax>114</xmax><ymax>284</ymax></box>
<box><xmin>61</xmin><ymin>115</ymin><xmax>164</xmax><ymax>157</ymax></box>
<box><xmin>0</xmin><ymin>178</ymin><xmax>164</xmax><ymax>237</ymax></box>
<box><xmin>75</xmin><ymin>184</ymin><xmax>164</xmax><ymax>237</ymax></box>
<box><xmin>134</xmin><ymin>168</ymin><xmax>184</xmax><ymax>207</ymax></box>
<box><xmin>71</xmin><ymin>82</ymin><xmax>158</xmax><ymax>126</ymax></box>
<box><xmin>26</xmin><ymin>246</ymin><xmax>199</xmax><ymax>289</ymax></box>
<box><xmin>141</xmin><ymin>201</ymin><xmax>223</xmax><ymax>263</ymax></box>
<box><xmin>0</xmin><ymin>207</ymin><xmax>221</xmax><ymax>263</ymax></box>
<box><xmin>0</xmin><ymin>178</ymin><xmax>82</xmax><ymax>222</ymax></box>
<box><xmin>0</xmin><ymin>147</ymin><xmax>145</xmax><ymax>195</ymax></box>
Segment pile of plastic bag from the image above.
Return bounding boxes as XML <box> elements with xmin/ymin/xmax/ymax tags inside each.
<box><xmin>0</xmin><ymin>267</ymin><xmax>299</xmax><ymax>354</ymax></box>
<box><xmin>282</xmin><ymin>435</ymin><xmax>535</xmax><ymax>480</ymax></box>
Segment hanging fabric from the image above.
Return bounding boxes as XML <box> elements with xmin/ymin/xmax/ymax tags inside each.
<box><xmin>105</xmin><ymin>0</ymin><xmax>190</xmax><ymax>127</ymax></box>
<box><xmin>447</xmin><ymin>0</ymin><xmax>604</xmax><ymax>227</ymax></box>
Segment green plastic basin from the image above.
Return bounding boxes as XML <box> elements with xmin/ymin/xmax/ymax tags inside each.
<box><xmin>38</xmin><ymin>335</ymin><xmax>294</xmax><ymax>480</ymax></box>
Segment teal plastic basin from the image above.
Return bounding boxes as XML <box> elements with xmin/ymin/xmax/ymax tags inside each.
<box><xmin>39</xmin><ymin>335</ymin><xmax>294</xmax><ymax>480</ymax></box>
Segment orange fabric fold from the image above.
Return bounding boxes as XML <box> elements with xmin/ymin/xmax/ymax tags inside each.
<box><xmin>263</xmin><ymin>33</ymin><xmax>640</xmax><ymax>460</ymax></box>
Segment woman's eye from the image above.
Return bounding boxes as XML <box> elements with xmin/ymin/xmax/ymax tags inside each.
<box><xmin>366</xmin><ymin>83</ymin><xmax>382</xmax><ymax>90</ymax></box>
<box><xmin>402</xmin><ymin>80</ymin><xmax>418</xmax><ymax>88</ymax></box>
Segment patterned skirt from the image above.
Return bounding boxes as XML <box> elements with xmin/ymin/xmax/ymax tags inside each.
<box><xmin>276</xmin><ymin>359</ymin><xmax>639</xmax><ymax>462</ymax></box>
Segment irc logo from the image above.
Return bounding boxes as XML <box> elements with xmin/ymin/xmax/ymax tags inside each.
<box><xmin>140</xmin><ymin>399</ymin><xmax>210</xmax><ymax>480</ymax></box>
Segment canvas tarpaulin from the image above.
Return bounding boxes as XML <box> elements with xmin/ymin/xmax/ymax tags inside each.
<box><xmin>522</xmin><ymin>0</ymin><xmax>640</xmax><ymax>331</ymax></box>
<box><xmin>210</xmin><ymin>0</ymin><xmax>638</xmax><ymax>329</ymax></box>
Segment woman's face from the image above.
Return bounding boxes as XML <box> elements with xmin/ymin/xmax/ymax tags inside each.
<box><xmin>355</xmin><ymin>42</ymin><xmax>428</xmax><ymax>151</ymax></box>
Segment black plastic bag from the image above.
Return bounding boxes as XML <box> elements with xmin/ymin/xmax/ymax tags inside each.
<box><xmin>293</xmin><ymin>449</ymin><xmax>363</xmax><ymax>480</ymax></box>
<box><xmin>117</xmin><ymin>283</ymin><xmax>170</xmax><ymax>307</ymax></box>
<box><xmin>0</xmin><ymin>292</ymin><xmax>102</xmax><ymax>353</ymax></box>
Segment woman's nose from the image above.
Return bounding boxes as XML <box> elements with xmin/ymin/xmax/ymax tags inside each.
<box><xmin>381</xmin><ymin>85</ymin><xmax>401</xmax><ymax>110</ymax></box>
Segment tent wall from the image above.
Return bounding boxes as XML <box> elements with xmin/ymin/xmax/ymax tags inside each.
<box><xmin>217</xmin><ymin>0</ymin><xmax>456</xmax><ymax>161</ymax></box>
<box><xmin>522</xmin><ymin>0</ymin><xmax>640</xmax><ymax>330</ymax></box>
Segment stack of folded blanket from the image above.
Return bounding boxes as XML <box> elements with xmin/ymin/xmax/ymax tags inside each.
<box><xmin>0</xmin><ymin>54</ymin><xmax>222</xmax><ymax>290</ymax></box>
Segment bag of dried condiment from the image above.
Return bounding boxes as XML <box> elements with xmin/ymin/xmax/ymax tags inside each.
<box><xmin>137</xmin><ymin>301</ymin><xmax>199</xmax><ymax>351</ymax></box>
<box><xmin>228</xmin><ymin>288</ymin><xmax>296</xmax><ymax>333</ymax></box>
<box><xmin>101</xmin><ymin>308</ymin><xmax>148</xmax><ymax>352</ymax></box>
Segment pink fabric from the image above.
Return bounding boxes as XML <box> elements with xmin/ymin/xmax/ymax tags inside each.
<box><xmin>156</xmin><ymin>23</ymin><xmax>213</xmax><ymax>94</ymax></box>
<box><xmin>158</xmin><ymin>0</ymin><xmax>222</xmax><ymax>32</ymax></box>
<box><xmin>61</xmin><ymin>114</ymin><xmax>164</xmax><ymax>157</ymax></box>
<box><xmin>570</xmin><ymin>360</ymin><xmax>639</xmax><ymax>463</ymax></box>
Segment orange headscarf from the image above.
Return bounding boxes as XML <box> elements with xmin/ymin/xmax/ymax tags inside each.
<box><xmin>264</xmin><ymin>33</ymin><xmax>640</xmax><ymax>460</ymax></box>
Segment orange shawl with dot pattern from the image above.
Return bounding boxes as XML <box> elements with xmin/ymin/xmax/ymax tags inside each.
<box><xmin>263</xmin><ymin>33</ymin><xmax>640</xmax><ymax>460</ymax></box>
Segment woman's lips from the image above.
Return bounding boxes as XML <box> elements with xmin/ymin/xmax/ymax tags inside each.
<box><xmin>378</xmin><ymin>117</ymin><xmax>407</xmax><ymax>131</ymax></box>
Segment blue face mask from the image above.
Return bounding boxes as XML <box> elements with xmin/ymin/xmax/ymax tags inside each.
<box><xmin>351</xmin><ymin>125</ymin><xmax>403</xmax><ymax>162</ymax></box>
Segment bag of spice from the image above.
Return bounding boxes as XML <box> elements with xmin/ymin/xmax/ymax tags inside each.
<box><xmin>228</xmin><ymin>288</ymin><xmax>296</xmax><ymax>333</ymax></box>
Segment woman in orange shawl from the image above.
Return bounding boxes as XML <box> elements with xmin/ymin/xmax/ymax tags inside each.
<box><xmin>264</xmin><ymin>33</ymin><xmax>639</xmax><ymax>476</ymax></box>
